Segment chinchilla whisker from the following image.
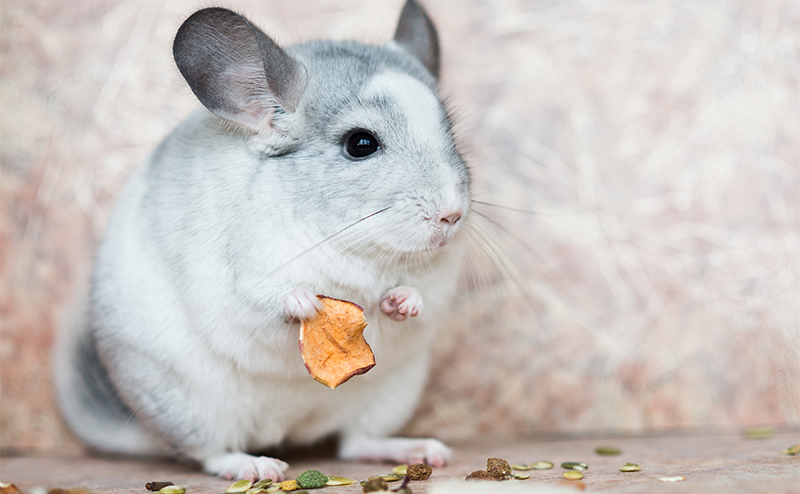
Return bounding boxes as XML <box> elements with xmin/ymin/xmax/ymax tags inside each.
<box><xmin>265</xmin><ymin>206</ymin><xmax>392</xmax><ymax>277</ymax></box>
<box><xmin>471</xmin><ymin>199</ymin><xmax>572</xmax><ymax>216</ymax></box>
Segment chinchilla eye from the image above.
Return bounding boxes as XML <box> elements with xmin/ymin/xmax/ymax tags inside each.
<box><xmin>344</xmin><ymin>131</ymin><xmax>380</xmax><ymax>158</ymax></box>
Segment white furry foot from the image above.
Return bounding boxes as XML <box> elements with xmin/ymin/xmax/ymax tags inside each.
<box><xmin>204</xmin><ymin>452</ymin><xmax>289</xmax><ymax>481</ymax></box>
<box><xmin>339</xmin><ymin>437</ymin><xmax>452</xmax><ymax>468</ymax></box>
<box><xmin>283</xmin><ymin>287</ymin><xmax>322</xmax><ymax>322</ymax></box>
<box><xmin>380</xmin><ymin>286</ymin><xmax>423</xmax><ymax>321</ymax></box>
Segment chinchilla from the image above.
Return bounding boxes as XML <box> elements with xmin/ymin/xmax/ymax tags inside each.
<box><xmin>55</xmin><ymin>0</ymin><xmax>470</xmax><ymax>481</ymax></box>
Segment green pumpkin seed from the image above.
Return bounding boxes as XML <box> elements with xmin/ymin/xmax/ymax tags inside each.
<box><xmin>658</xmin><ymin>476</ymin><xmax>685</xmax><ymax>482</ymax></box>
<box><xmin>594</xmin><ymin>446</ymin><xmax>622</xmax><ymax>456</ymax></box>
<box><xmin>531</xmin><ymin>461</ymin><xmax>554</xmax><ymax>470</ymax></box>
<box><xmin>159</xmin><ymin>487</ymin><xmax>186</xmax><ymax>494</ymax></box>
<box><xmin>744</xmin><ymin>427</ymin><xmax>773</xmax><ymax>439</ymax></box>
<box><xmin>372</xmin><ymin>475</ymin><xmax>403</xmax><ymax>482</ymax></box>
<box><xmin>513</xmin><ymin>473</ymin><xmax>531</xmax><ymax>480</ymax></box>
<box><xmin>511</xmin><ymin>464</ymin><xmax>531</xmax><ymax>471</ymax></box>
<box><xmin>561</xmin><ymin>462</ymin><xmax>588</xmax><ymax>471</ymax></box>
<box><xmin>252</xmin><ymin>480</ymin><xmax>273</xmax><ymax>489</ymax></box>
<box><xmin>620</xmin><ymin>462</ymin><xmax>641</xmax><ymax>472</ymax></box>
<box><xmin>227</xmin><ymin>480</ymin><xmax>253</xmax><ymax>493</ymax></box>
<box><xmin>782</xmin><ymin>444</ymin><xmax>800</xmax><ymax>455</ymax></box>
<box><xmin>562</xmin><ymin>471</ymin><xmax>584</xmax><ymax>480</ymax></box>
<box><xmin>325</xmin><ymin>477</ymin><xmax>356</xmax><ymax>486</ymax></box>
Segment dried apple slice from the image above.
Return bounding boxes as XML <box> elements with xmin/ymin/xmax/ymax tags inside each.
<box><xmin>299</xmin><ymin>296</ymin><xmax>375</xmax><ymax>389</ymax></box>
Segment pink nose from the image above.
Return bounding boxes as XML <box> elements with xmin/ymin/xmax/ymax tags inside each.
<box><xmin>440</xmin><ymin>211</ymin><xmax>462</xmax><ymax>227</ymax></box>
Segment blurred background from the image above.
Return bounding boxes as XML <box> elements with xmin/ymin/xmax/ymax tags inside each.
<box><xmin>1</xmin><ymin>0</ymin><xmax>798</xmax><ymax>455</ymax></box>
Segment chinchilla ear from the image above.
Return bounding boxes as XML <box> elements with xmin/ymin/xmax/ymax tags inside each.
<box><xmin>393</xmin><ymin>0</ymin><xmax>440</xmax><ymax>79</ymax></box>
<box><xmin>173</xmin><ymin>8</ymin><xmax>306</xmax><ymax>130</ymax></box>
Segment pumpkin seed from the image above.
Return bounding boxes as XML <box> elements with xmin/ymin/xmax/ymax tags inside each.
<box><xmin>619</xmin><ymin>462</ymin><xmax>641</xmax><ymax>472</ymax></box>
<box><xmin>562</xmin><ymin>471</ymin><xmax>584</xmax><ymax>480</ymax></box>
<box><xmin>159</xmin><ymin>487</ymin><xmax>186</xmax><ymax>494</ymax></box>
<box><xmin>227</xmin><ymin>480</ymin><xmax>253</xmax><ymax>493</ymax></box>
<box><xmin>372</xmin><ymin>475</ymin><xmax>403</xmax><ymax>482</ymax></box>
<box><xmin>513</xmin><ymin>473</ymin><xmax>530</xmax><ymax>480</ymax></box>
<box><xmin>391</xmin><ymin>464</ymin><xmax>408</xmax><ymax>475</ymax></box>
<box><xmin>561</xmin><ymin>462</ymin><xmax>588</xmax><ymax>470</ymax></box>
<box><xmin>744</xmin><ymin>427</ymin><xmax>773</xmax><ymax>439</ymax></box>
<box><xmin>511</xmin><ymin>463</ymin><xmax>531</xmax><ymax>471</ymax></box>
<box><xmin>325</xmin><ymin>477</ymin><xmax>356</xmax><ymax>486</ymax></box>
<box><xmin>252</xmin><ymin>480</ymin><xmax>273</xmax><ymax>489</ymax></box>
<box><xmin>594</xmin><ymin>446</ymin><xmax>621</xmax><ymax>456</ymax></box>
<box><xmin>658</xmin><ymin>476</ymin><xmax>685</xmax><ymax>482</ymax></box>
<box><xmin>782</xmin><ymin>444</ymin><xmax>800</xmax><ymax>455</ymax></box>
<box><xmin>531</xmin><ymin>461</ymin><xmax>554</xmax><ymax>470</ymax></box>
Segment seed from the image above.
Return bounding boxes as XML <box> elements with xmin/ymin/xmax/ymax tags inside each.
<box><xmin>511</xmin><ymin>464</ymin><xmax>532</xmax><ymax>471</ymax></box>
<box><xmin>146</xmin><ymin>483</ymin><xmax>174</xmax><ymax>492</ymax></box>
<box><xmin>227</xmin><ymin>480</ymin><xmax>254</xmax><ymax>493</ymax></box>
<box><xmin>392</xmin><ymin>465</ymin><xmax>408</xmax><ymax>475</ymax></box>
<box><xmin>594</xmin><ymin>446</ymin><xmax>621</xmax><ymax>456</ymax></box>
<box><xmin>619</xmin><ymin>462</ymin><xmax>641</xmax><ymax>472</ymax></box>
<box><xmin>561</xmin><ymin>462</ymin><xmax>588</xmax><ymax>470</ymax></box>
<box><xmin>744</xmin><ymin>427</ymin><xmax>773</xmax><ymax>439</ymax></box>
<box><xmin>782</xmin><ymin>444</ymin><xmax>800</xmax><ymax>455</ymax></box>
<box><xmin>563</xmin><ymin>471</ymin><xmax>584</xmax><ymax>480</ymax></box>
<box><xmin>375</xmin><ymin>475</ymin><xmax>403</xmax><ymax>482</ymax></box>
<box><xmin>513</xmin><ymin>473</ymin><xmax>530</xmax><ymax>480</ymax></box>
<box><xmin>252</xmin><ymin>480</ymin><xmax>273</xmax><ymax>489</ymax></box>
<box><xmin>531</xmin><ymin>461</ymin><xmax>554</xmax><ymax>470</ymax></box>
<box><xmin>159</xmin><ymin>487</ymin><xmax>186</xmax><ymax>494</ymax></box>
<box><xmin>658</xmin><ymin>476</ymin><xmax>685</xmax><ymax>482</ymax></box>
<box><xmin>325</xmin><ymin>477</ymin><xmax>356</xmax><ymax>486</ymax></box>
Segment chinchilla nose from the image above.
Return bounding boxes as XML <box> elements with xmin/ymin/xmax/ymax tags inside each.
<box><xmin>440</xmin><ymin>211</ymin><xmax>462</xmax><ymax>227</ymax></box>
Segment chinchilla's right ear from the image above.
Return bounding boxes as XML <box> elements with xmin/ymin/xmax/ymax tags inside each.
<box><xmin>173</xmin><ymin>8</ymin><xmax>306</xmax><ymax>130</ymax></box>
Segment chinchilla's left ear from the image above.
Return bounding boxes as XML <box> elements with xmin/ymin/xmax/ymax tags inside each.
<box><xmin>393</xmin><ymin>0</ymin><xmax>440</xmax><ymax>79</ymax></box>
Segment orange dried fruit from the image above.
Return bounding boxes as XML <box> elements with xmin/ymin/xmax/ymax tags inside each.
<box><xmin>299</xmin><ymin>295</ymin><xmax>375</xmax><ymax>389</ymax></box>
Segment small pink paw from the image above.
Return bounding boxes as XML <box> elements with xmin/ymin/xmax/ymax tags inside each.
<box><xmin>204</xmin><ymin>452</ymin><xmax>289</xmax><ymax>481</ymax></box>
<box><xmin>380</xmin><ymin>286</ymin><xmax>423</xmax><ymax>321</ymax></box>
<box><xmin>282</xmin><ymin>287</ymin><xmax>322</xmax><ymax>322</ymax></box>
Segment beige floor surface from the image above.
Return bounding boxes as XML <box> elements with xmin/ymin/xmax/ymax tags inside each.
<box><xmin>2</xmin><ymin>432</ymin><xmax>799</xmax><ymax>493</ymax></box>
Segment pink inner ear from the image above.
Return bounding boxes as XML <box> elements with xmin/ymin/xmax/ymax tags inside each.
<box><xmin>220</xmin><ymin>65</ymin><xmax>274</xmax><ymax>129</ymax></box>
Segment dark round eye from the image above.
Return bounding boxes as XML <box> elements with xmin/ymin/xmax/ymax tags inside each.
<box><xmin>344</xmin><ymin>131</ymin><xmax>380</xmax><ymax>158</ymax></box>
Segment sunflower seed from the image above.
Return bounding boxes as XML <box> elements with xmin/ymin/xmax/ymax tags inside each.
<box><xmin>562</xmin><ymin>471</ymin><xmax>584</xmax><ymax>480</ymax></box>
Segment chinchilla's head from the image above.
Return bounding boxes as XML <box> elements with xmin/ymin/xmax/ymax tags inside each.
<box><xmin>173</xmin><ymin>0</ymin><xmax>470</xmax><ymax>264</ymax></box>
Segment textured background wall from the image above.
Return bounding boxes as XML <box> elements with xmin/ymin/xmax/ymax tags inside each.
<box><xmin>1</xmin><ymin>0</ymin><xmax>798</xmax><ymax>454</ymax></box>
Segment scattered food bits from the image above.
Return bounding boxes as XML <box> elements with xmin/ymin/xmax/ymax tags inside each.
<box><xmin>465</xmin><ymin>470</ymin><xmax>495</xmax><ymax>481</ymax></box>
<box><xmin>252</xmin><ymin>480</ymin><xmax>273</xmax><ymax>489</ymax></box>
<box><xmin>279</xmin><ymin>480</ymin><xmax>299</xmax><ymax>491</ymax></box>
<box><xmin>658</xmin><ymin>476</ymin><xmax>686</xmax><ymax>482</ymax></box>
<box><xmin>563</xmin><ymin>470</ymin><xmax>584</xmax><ymax>480</ymax></box>
<box><xmin>532</xmin><ymin>461</ymin><xmax>554</xmax><ymax>470</ymax></box>
<box><xmin>361</xmin><ymin>477</ymin><xmax>388</xmax><ymax>492</ymax></box>
<box><xmin>325</xmin><ymin>477</ymin><xmax>356</xmax><ymax>486</ymax></box>
<box><xmin>513</xmin><ymin>473</ymin><xmax>531</xmax><ymax>480</ymax></box>
<box><xmin>299</xmin><ymin>296</ymin><xmax>375</xmax><ymax>389</ymax></box>
<box><xmin>782</xmin><ymin>444</ymin><xmax>800</xmax><ymax>455</ymax></box>
<box><xmin>561</xmin><ymin>462</ymin><xmax>588</xmax><ymax>471</ymax></box>
<box><xmin>620</xmin><ymin>462</ymin><xmax>641</xmax><ymax>472</ymax></box>
<box><xmin>146</xmin><ymin>483</ymin><xmax>174</xmax><ymax>492</ymax></box>
<box><xmin>159</xmin><ymin>487</ymin><xmax>186</xmax><ymax>494</ymax></box>
<box><xmin>406</xmin><ymin>464</ymin><xmax>433</xmax><ymax>481</ymax></box>
<box><xmin>594</xmin><ymin>446</ymin><xmax>622</xmax><ymax>456</ymax></box>
<box><xmin>226</xmin><ymin>480</ymin><xmax>253</xmax><ymax>493</ymax></box>
<box><xmin>391</xmin><ymin>465</ymin><xmax>408</xmax><ymax>476</ymax></box>
<box><xmin>487</xmin><ymin>457</ymin><xmax>513</xmax><ymax>480</ymax></box>
<box><xmin>296</xmin><ymin>470</ymin><xmax>329</xmax><ymax>489</ymax></box>
<box><xmin>744</xmin><ymin>427</ymin><xmax>773</xmax><ymax>439</ymax></box>
<box><xmin>0</xmin><ymin>484</ymin><xmax>23</xmax><ymax>494</ymax></box>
